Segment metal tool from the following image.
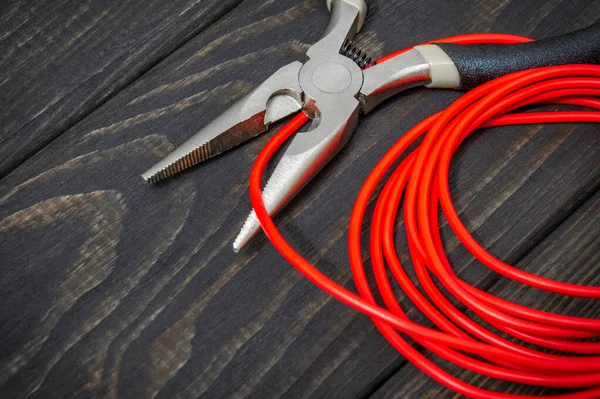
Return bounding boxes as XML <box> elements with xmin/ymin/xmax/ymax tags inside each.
<box><xmin>142</xmin><ymin>0</ymin><xmax>600</xmax><ymax>251</ymax></box>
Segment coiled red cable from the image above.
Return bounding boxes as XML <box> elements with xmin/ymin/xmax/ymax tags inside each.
<box><xmin>248</xmin><ymin>34</ymin><xmax>600</xmax><ymax>398</ymax></box>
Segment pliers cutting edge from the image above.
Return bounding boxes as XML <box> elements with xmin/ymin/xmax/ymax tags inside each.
<box><xmin>142</xmin><ymin>0</ymin><xmax>600</xmax><ymax>251</ymax></box>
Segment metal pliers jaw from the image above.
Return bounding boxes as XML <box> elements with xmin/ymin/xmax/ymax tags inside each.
<box><xmin>142</xmin><ymin>0</ymin><xmax>440</xmax><ymax>251</ymax></box>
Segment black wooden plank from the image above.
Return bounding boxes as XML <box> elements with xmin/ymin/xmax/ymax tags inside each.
<box><xmin>0</xmin><ymin>0</ymin><xmax>598</xmax><ymax>398</ymax></box>
<box><xmin>371</xmin><ymin>190</ymin><xmax>600</xmax><ymax>399</ymax></box>
<box><xmin>0</xmin><ymin>0</ymin><xmax>243</xmax><ymax>177</ymax></box>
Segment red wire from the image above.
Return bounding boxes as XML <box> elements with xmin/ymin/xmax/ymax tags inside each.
<box><xmin>247</xmin><ymin>33</ymin><xmax>600</xmax><ymax>398</ymax></box>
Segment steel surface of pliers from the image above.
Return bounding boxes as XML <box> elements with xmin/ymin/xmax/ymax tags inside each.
<box><xmin>142</xmin><ymin>0</ymin><xmax>600</xmax><ymax>251</ymax></box>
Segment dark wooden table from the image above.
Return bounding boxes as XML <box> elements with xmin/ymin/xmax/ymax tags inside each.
<box><xmin>1</xmin><ymin>1</ymin><xmax>598</xmax><ymax>398</ymax></box>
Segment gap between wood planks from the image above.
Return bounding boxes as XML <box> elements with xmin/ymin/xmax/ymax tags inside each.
<box><xmin>1</xmin><ymin>2</ymin><xmax>596</xmax><ymax>396</ymax></box>
<box><xmin>0</xmin><ymin>0</ymin><xmax>247</xmax><ymax>181</ymax></box>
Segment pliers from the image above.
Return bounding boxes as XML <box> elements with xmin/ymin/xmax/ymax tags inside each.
<box><xmin>142</xmin><ymin>0</ymin><xmax>600</xmax><ymax>251</ymax></box>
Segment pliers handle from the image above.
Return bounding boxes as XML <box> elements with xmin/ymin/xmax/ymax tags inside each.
<box><xmin>141</xmin><ymin>0</ymin><xmax>600</xmax><ymax>251</ymax></box>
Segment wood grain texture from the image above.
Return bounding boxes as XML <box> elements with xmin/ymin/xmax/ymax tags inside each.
<box><xmin>0</xmin><ymin>0</ymin><xmax>598</xmax><ymax>398</ymax></box>
<box><xmin>0</xmin><ymin>0</ymin><xmax>243</xmax><ymax>177</ymax></box>
<box><xmin>371</xmin><ymin>190</ymin><xmax>600</xmax><ymax>399</ymax></box>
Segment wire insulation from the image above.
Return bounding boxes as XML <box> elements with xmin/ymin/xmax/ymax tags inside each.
<box><xmin>248</xmin><ymin>34</ymin><xmax>600</xmax><ymax>398</ymax></box>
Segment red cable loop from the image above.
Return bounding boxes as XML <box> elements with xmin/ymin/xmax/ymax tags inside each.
<box><xmin>248</xmin><ymin>33</ymin><xmax>600</xmax><ymax>398</ymax></box>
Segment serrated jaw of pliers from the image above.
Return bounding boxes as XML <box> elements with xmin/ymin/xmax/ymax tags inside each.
<box><xmin>141</xmin><ymin>62</ymin><xmax>304</xmax><ymax>184</ymax></box>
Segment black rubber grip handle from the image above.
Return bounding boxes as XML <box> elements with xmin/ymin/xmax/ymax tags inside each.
<box><xmin>436</xmin><ymin>23</ymin><xmax>600</xmax><ymax>90</ymax></box>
